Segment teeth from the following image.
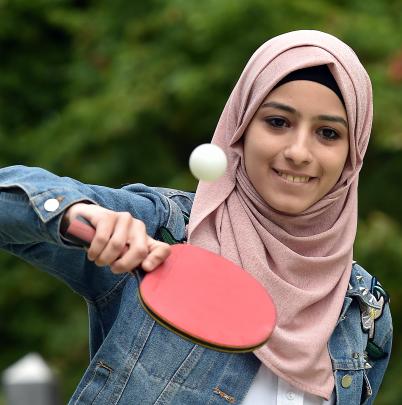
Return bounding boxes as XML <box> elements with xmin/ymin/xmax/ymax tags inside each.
<box><xmin>278</xmin><ymin>171</ymin><xmax>310</xmax><ymax>183</ymax></box>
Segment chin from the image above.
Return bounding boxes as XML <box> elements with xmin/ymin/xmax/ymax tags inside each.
<box><xmin>266</xmin><ymin>199</ymin><xmax>308</xmax><ymax>215</ymax></box>
<box><xmin>278</xmin><ymin>206</ymin><xmax>305</xmax><ymax>215</ymax></box>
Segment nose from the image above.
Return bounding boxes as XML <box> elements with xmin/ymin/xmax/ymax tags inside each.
<box><xmin>283</xmin><ymin>130</ymin><xmax>313</xmax><ymax>166</ymax></box>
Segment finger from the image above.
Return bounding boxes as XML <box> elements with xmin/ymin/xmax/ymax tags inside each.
<box><xmin>141</xmin><ymin>238</ymin><xmax>171</xmax><ymax>272</ymax></box>
<box><xmin>95</xmin><ymin>212</ymin><xmax>132</xmax><ymax>266</ymax></box>
<box><xmin>87</xmin><ymin>215</ymin><xmax>116</xmax><ymax>262</ymax></box>
<box><xmin>109</xmin><ymin>220</ymin><xmax>149</xmax><ymax>273</ymax></box>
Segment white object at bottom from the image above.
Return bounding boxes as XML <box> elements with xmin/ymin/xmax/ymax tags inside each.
<box><xmin>241</xmin><ymin>363</ymin><xmax>335</xmax><ymax>405</ymax></box>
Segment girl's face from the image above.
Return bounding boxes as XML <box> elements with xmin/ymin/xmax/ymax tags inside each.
<box><xmin>243</xmin><ymin>80</ymin><xmax>349</xmax><ymax>214</ymax></box>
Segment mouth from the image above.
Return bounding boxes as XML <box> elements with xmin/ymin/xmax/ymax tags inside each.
<box><xmin>273</xmin><ymin>169</ymin><xmax>316</xmax><ymax>184</ymax></box>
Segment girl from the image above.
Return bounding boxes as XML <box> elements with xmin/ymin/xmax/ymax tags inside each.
<box><xmin>0</xmin><ymin>30</ymin><xmax>392</xmax><ymax>404</ymax></box>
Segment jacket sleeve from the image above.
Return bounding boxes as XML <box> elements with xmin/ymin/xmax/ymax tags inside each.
<box><xmin>0</xmin><ymin>165</ymin><xmax>173</xmax><ymax>300</ymax></box>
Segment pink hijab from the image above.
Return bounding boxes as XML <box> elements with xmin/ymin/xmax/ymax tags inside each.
<box><xmin>187</xmin><ymin>30</ymin><xmax>373</xmax><ymax>399</ymax></box>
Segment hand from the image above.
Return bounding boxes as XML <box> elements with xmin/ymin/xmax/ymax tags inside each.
<box><xmin>62</xmin><ymin>203</ymin><xmax>171</xmax><ymax>273</ymax></box>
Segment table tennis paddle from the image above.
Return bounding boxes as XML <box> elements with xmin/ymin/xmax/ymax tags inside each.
<box><xmin>64</xmin><ymin>216</ymin><xmax>276</xmax><ymax>353</ymax></box>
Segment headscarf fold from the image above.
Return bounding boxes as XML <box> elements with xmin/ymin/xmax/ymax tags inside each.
<box><xmin>187</xmin><ymin>30</ymin><xmax>372</xmax><ymax>399</ymax></box>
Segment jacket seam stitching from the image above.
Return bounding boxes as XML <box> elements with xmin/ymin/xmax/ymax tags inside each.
<box><xmin>87</xmin><ymin>274</ymin><xmax>130</xmax><ymax>305</ymax></box>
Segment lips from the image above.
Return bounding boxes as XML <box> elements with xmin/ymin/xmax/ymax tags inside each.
<box><xmin>273</xmin><ymin>169</ymin><xmax>316</xmax><ymax>184</ymax></box>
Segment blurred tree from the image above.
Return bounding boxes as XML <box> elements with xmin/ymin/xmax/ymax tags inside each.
<box><xmin>0</xmin><ymin>0</ymin><xmax>401</xmax><ymax>402</ymax></box>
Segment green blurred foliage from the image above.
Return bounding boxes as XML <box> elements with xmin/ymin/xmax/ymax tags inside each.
<box><xmin>0</xmin><ymin>0</ymin><xmax>401</xmax><ymax>402</ymax></box>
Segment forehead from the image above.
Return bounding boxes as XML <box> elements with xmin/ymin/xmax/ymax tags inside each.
<box><xmin>263</xmin><ymin>80</ymin><xmax>347</xmax><ymax>118</ymax></box>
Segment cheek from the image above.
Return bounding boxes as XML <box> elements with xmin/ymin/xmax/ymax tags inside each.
<box><xmin>244</xmin><ymin>139</ymin><xmax>271</xmax><ymax>179</ymax></box>
<box><xmin>325</xmin><ymin>145</ymin><xmax>349</xmax><ymax>186</ymax></box>
<box><xmin>244</xmin><ymin>126</ymin><xmax>277</xmax><ymax>165</ymax></box>
<box><xmin>243</xmin><ymin>131</ymin><xmax>262</xmax><ymax>168</ymax></box>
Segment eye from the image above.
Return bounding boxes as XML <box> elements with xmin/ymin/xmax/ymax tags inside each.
<box><xmin>265</xmin><ymin>117</ymin><xmax>289</xmax><ymax>128</ymax></box>
<box><xmin>317</xmin><ymin>127</ymin><xmax>340</xmax><ymax>141</ymax></box>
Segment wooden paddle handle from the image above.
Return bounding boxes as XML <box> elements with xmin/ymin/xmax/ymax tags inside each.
<box><xmin>65</xmin><ymin>216</ymin><xmax>129</xmax><ymax>255</ymax></box>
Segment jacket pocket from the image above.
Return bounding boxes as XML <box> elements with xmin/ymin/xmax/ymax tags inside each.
<box><xmin>74</xmin><ymin>360</ymin><xmax>112</xmax><ymax>404</ymax></box>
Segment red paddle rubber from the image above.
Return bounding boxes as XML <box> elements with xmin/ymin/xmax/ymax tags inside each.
<box><xmin>140</xmin><ymin>243</ymin><xmax>276</xmax><ymax>352</ymax></box>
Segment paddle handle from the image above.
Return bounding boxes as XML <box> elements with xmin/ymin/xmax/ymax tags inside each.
<box><xmin>65</xmin><ymin>216</ymin><xmax>129</xmax><ymax>255</ymax></box>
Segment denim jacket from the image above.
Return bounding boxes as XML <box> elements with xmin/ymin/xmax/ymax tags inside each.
<box><xmin>0</xmin><ymin>166</ymin><xmax>392</xmax><ymax>405</ymax></box>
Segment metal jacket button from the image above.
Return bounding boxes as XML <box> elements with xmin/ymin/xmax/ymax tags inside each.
<box><xmin>341</xmin><ymin>374</ymin><xmax>353</xmax><ymax>388</ymax></box>
<box><xmin>286</xmin><ymin>391</ymin><xmax>296</xmax><ymax>400</ymax></box>
<box><xmin>44</xmin><ymin>198</ymin><xmax>60</xmax><ymax>212</ymax></box>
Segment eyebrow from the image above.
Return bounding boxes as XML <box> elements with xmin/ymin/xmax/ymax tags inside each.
<box><xmin>316</xmin><ymin>114</ymin><xmax>348</xmax><ymax>129</ymax></box>
<box><xmin>260</xmin><ymin>101</ymin><xmax>348</xmax><ymax>129</ymax></box>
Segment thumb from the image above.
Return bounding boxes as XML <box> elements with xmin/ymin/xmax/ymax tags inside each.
<box><xmin>141</xmin><ymin>237</ymin><xmax>172</xmax><ymax>272</ymax></box>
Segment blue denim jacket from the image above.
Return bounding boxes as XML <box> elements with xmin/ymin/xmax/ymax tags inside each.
<box><xmin>0</xmin><ymin>166</ymin><xmax>392</xmax><ymax>405</ymax></box>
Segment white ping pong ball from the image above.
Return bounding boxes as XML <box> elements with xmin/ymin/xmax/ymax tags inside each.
<box><xmin>189</xmin><ymin>143</ymin><xmax>228</xmax><ymax>181</ymax></box>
